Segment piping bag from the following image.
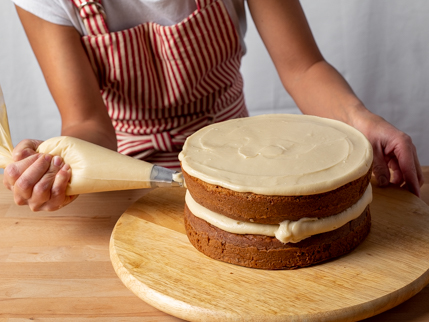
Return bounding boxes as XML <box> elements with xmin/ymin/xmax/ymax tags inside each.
<box><xmin>0</xmin><ymin>86</ymin><xmax>184</xmax><ymax>195</ymax></box>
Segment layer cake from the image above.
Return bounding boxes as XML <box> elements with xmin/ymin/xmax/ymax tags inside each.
<box><xmin>179</xmin><ymin>114</ymin><xmax>373</xmax><ymax>269</ymax></box>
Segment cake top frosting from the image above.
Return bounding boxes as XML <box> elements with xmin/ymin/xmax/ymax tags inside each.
<box><xmin>179</xmin><ymin>114</ymin><xmax>373</xmax><ymax>195</ymax></box>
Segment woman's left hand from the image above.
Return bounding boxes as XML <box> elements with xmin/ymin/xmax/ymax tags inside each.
<box><xmin>353</xmin><ymin>111</ymin><xmax>424</xmax><ymax>197</ymax></box>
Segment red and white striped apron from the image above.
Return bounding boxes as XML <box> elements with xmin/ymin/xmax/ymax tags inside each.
<box><xmin>71</xmin><ymin>0</ymin><xmax>248</xmax><ymax>170</ymax></box>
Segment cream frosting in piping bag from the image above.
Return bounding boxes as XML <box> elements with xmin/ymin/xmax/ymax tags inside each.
<box><xmin>0</xmin><ymin>85</ymin><xmax>182</xmax><ymax>195</ymax></box>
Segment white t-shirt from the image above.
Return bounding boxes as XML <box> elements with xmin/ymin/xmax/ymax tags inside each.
<box><xmin>12</xmin><ymin>0</ymin><xmax>247</xmax><ymax>52</ymax></box>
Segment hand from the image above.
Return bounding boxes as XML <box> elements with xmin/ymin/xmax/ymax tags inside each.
<box><xmin>3</xmin><ymin>139</ymin><xmax>77</xmax><ymax>211</ymax></box>
<box><xmin>353</xmin><ymin>112</ymin><xmax>424</xmax><ymax>197</ymax></box>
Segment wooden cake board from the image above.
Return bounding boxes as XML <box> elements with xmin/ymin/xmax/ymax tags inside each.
<box><xmin>110</xmin><ymin>183</ymin><xmax>429</xmax><ymax>321</ymax></box>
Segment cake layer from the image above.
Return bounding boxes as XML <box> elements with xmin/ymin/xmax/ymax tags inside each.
<box><xmin>185</xmin><ymin>184</ymin><xmax>372</xmax><ymax>243</ymax></box>
<box><xmin>184</xmin><ymin>205</ymin><xmax>371</xmax><ymax>270</ymax></box>
<box><xmin>183</xmin><ymin>168</ymin><xmax>372</xmax><ymax>224</ymax></box>
<box><xmin>179</xmin><ymin>114</ymin><xmax>373</xmax><ymax>196</ymax></box>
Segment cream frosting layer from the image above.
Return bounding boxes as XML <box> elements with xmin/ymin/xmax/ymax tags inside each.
<box><xmin>185</xmin><ymin>184</ymin><xmax>372</xmax><ymax>244</ymax></box>
<box><xmin>179</xmin><ymin>114</ymin><xmax>373</xmax><ymax>195</ymax></box>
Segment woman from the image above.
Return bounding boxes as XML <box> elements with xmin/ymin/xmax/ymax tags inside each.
<box><xmin>4</xmin><ymin>0</ymin><xmax>423</xmax><ymax>211</ymax></box>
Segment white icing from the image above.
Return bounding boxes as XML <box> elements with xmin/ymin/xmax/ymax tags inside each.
<box><xmin>185</xmin><ymin>184</ymin><xmax>372</xmax><ymax>243</ymax></box>
<box><xmin>179</xmin><ymin>114</ymin><xmax>373</xmax><ymax>195</ymax></box>
<box><xmin>173</xmin><ymin>172</ymin><xmax>185</xmax><ymax>187</ymax></box>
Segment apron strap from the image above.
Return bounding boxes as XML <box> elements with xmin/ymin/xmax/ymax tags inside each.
<box><xmin>70</xmin><ymin>0</ymin><xmax>109</xmax><ymax>35</ymax></box>
<box><xmin>196</xmin><ymin>0</ymin><xmax>218</xmax><ymax>11</ymax></box>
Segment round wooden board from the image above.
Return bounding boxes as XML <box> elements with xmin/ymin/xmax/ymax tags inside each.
<box><xmin>110</xmin><ymin>183</ymin><xmax>429</xmax><ymax>322</ymax></box>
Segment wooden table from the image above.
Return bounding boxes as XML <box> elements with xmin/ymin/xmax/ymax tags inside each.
<box><xmin>1</xmin><ymin>168</ymin><xmax>428</xmax><ymax>321</ymax></box>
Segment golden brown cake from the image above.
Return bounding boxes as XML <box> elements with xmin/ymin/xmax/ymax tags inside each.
<box><xmin>178</xmin><ymin>114</ymin><xmax>374</xmax><ymax>270</ymax></box>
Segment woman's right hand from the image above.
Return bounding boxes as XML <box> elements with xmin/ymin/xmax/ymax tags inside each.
<box><xmin>3</xmin><ymin>139</ymin><xmax>76</xmax><ymax>211</ymax></box>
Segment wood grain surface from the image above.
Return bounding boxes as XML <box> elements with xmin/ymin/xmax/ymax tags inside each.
<box><xmin>0</xmin><ymin>168</ymin><xmax>428</xmax><ymax>321</ymax></box>
<box><xmin>110</xmin><ymin>180</ymin><xmax>429</xmax><ymax>322</ymax></box>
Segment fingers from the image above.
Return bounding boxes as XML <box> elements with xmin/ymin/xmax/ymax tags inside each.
<box><xmin>4</xmin><ymin>152</ymin><xmax>75</xmax><ymax>211</ymax></box>
<box><xmin>414</xmin><ymin>148</ymin><xmax>425</xmax><ymax>188</ymax></box>
<box><xmin>3</xmin><ymin>138</ymin><xmax>76</xmax><ymax>211</ymax></box>
<box><xmin>387</xmin><ymin>158</ymin><xmax>403</xmax><ymax>186</ymax></box>
<box><xmin>15</xmin><ymin>154</ymin><xmax>54</xmax><ymax>203</ymax></box>
<box><xmin>395</xmin><ymin>140</ymin><xmax>421</xmax><ymax>197</ymax></box>
<box><xmin>48</xmin><ymin>163</ymin><xmax>70</xmax><ymax>205</ymax></box>
<box><xmin>371</xmin><ymin>142</ymin><xmax>391</xmax><ymax>188</ymax></box>
<box><xmin>28</xmin><ymin>156</ymin><xmax>69</xmax><ymax>211</ymax></box>
<box><xmin>350</xmin><ymin>111</ymin><xmax>422</xmax><ymax>197</ymax></box>
<box><xmin>13</xmin><ymin>139</ymin><xmax>44</xmax><ymax>161</ymax></box>
<box><xmin>4</xmin><ymin>154</ymin><xmax>51</xmax><ymax>198</ymax></box>
<box><xmin>380</xmin><ymin>132</ymin><xmax>422</xmax><ymax>197</ymax></box>
<box><xmin>36</xmin><ymin>163</ymin><xmax>76</xmax><ymax>211</ymax></box>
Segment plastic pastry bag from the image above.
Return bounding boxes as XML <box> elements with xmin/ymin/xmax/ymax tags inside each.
<box><xmin>0</xmin><ymin>86</ymin><xmax>14</xmax><ymax>167</ymax></box>
<box><xmin>36</xmin><ymin>136</ymin><xmax>155</xmax><ymax>195</ymax></box>
<box><xmin>0</xmin><ymin>86</ymin><xmax>182</xmax><ymax>195</ymax></box>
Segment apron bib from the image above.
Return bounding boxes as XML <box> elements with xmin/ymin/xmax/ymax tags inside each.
<box><xmin>71</xmin><ymin>0</ymin><xmax>248</xmax><ymax>169</ymax></box>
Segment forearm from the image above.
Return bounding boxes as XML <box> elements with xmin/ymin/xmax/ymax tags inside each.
<box><xmin>284</xmin><ymin>60</ymin><xmax>363</xmax><ymax>122</ymax></box>
<box><xmin>61</xmin><ymin>120</ymin><xmax>117</xmax><ymax>152</ymax></box>
<box><xmin>16</xmin><ymin>6</ymin><xmax>117</xmax><ymax>152</ymax></box>
<box><xmin>285</xmin><ymin>60</ymin><xmax>388</xmax><ymax>134</ymax></box>
<box><xmin>247</xmin><ymin>0</ymin><xmax>376</xmax><ymax>126</ymax></box>
<box><xmin>287</xmin><ymin>60</ymin><xmax>385</xmax><ymax>133</ymax></box>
